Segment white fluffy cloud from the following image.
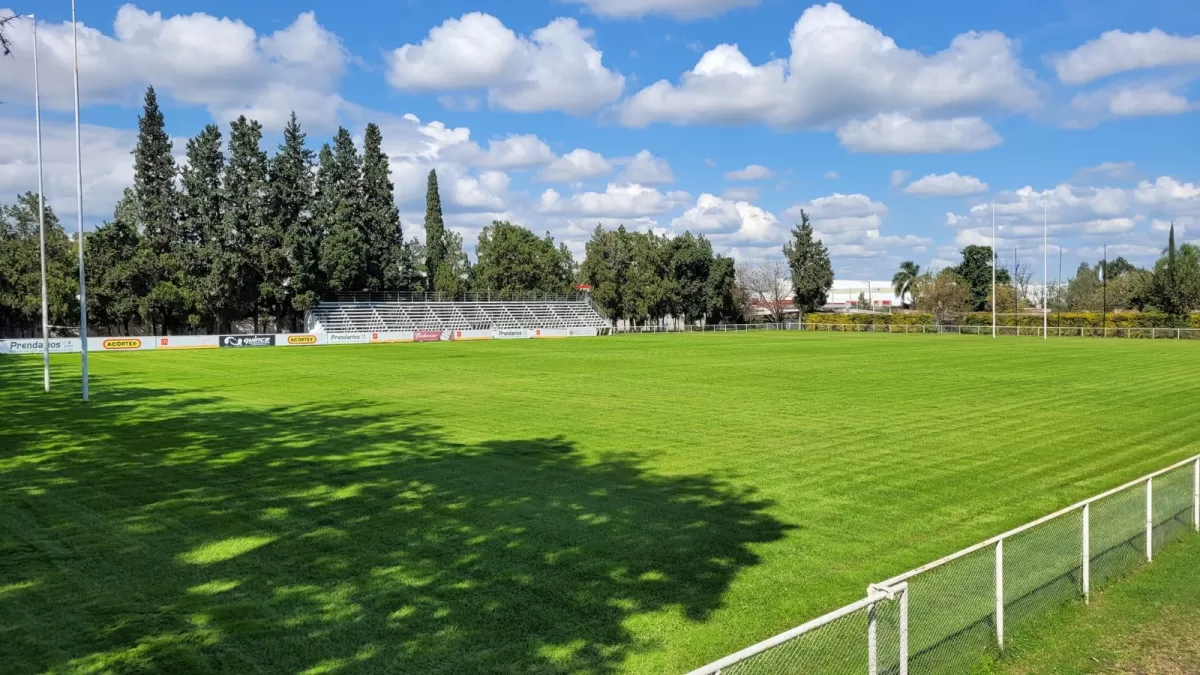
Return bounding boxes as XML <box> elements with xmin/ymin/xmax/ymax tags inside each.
<box><xmin>944</xmin><ymin>182</ymin><xmax>1141</xmax><ymax>243</ymax></box>
<box><xmin>1072</xmin><ymin>85</ymin><xmax>1193</xmax><ymax>119</ymax></box>
<box><xmin>616</xmin><ymin>150</ymin><xmax>676</xmax><ymax>185</ymax></box>
<box><xmin>890</xmin><ymin>169</ymin><xmax>911</xmax><ymax>187</ymax></box>
<box><xmin>564</xmin><ymin>0</ymin><xmax>760</xmax><ymax>19</ymax></box>
<box><xmin>4</xmin><ymin>8</ymin><xmax>347</xmax><ymax>130</ymax></box>
<box><xmin>0</xmin><ymin>117</ymin><xmax>137</xmax><ymax>220</ymax></box>
<box><xmin>617</xmin><ymin>3</ymin><xmax>1035</xmax><ymax>130</ymax></box>
<box><xmin>470</xmin><ymin>134</ymin><xmax>557</xmax><ymax>170</ymax></box>
<box><xmin>837</xmin><ymin>114</ymin><xmax>1003</xmax><ymax>153</ymax></box>
<box><xmin>539</xmin><ymin>149</ymin><xmax>613</xmax><ymax>183</ymax></box>
<box><xmin>386</xmin><ymin>13</ymin><xmax>624</xmax><ymax>114</ymax></box>
<box><xmin>904</xmin><ymin>172</ymin><xmax>989</xmax><ymax>197</ymax></box>
<box><xmin>1051</xmin><ymin>29</ymin><xmax>1200</xmax><ymax>85</ymax></box>
<box><xmin>671</xmin><ymin>193</ymin><xmax>780</xmax><ymax>242</ymax></box>
<box><xmin>538</xmin><ymin>183</ymin><xmax>689</xmax><ymax>219</ymax></box>
<box><xmin>725</xmin><ymin>164</ymin><xmax>774</xmax><ymax>181</ymax></box>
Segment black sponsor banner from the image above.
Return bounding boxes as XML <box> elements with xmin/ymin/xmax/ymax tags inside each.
<box><xmin>219</xmin><ymin>334</ymin><xmax>276</xmax><ymax>348</ymax></box>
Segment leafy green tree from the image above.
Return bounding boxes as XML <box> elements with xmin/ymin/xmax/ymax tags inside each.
<box><xmin>87</xmin><ymin>191</ymin><xmax>146</xmax><ymax>335</ymax></box>
<box><xmin>705</xmin><ymin>255</ymin><xmax>742</xmax><ymax>324</ymax></box>
<box><xmin>783</xmin><ymin>211</ymin><xmax>833</xmax><ymax>313</ymax></box>
<box><xmin>179</xmin><ymin>124</ymin><xmax>224</xmax><ymax>330</ymax></box>
<box><xmin>473</xmin><ymin>221</ymin><xmax>574</xmax><ymax>297</ymax></box>
<box><xmin>1149</xmin><ymin>223</ymin><xmax>1200</xmax><ymax>317</ymax></box>
<box><xmin>953</xmin><ymin>245</ymin><xmax>1011</xmax><ymax>311</ymax></box>
<box><xmin>892</xmin><ymin>261</ymin><xmax>920</xmax><ymax>309</ymax></box>
<box><xmin>624</xmin><ymin>232</ymin><xmax>672</xmax><ymax>325</ymax></box>
<box><xmin>0</xmin><ymin>194</ymin><xmax>78</xmax><ymax>336</ymax></box>
<box><xmin>264</xmin><ymin>112</ymin><xmax>317</xmax><ymax>330</ymax></box>
<box><xmin>667</xmin><ymin>232</ymin><xmax>713</xmax><ymax>323</ymax></box>
<box><xmin>1099</xmin><ymin>256</ymin><xmax>1137</xmax><ymax>281</ymax></box>
<box><xmin>581</xmin><ymin>225</ymin><xmax>630</xmax><ymax>322</ymax></box>
<box><xmin>319</xmin><ymin>127</ymin><xmax>368</xmax><ymax>293</ymax></box>
<box><xmin>361</xmin><ymin>123</ymin><xmax>407</xmax><ymax>292</ymax></box>
<box><xmin>424</xmin><ymin>169</ymin><xmax>447</xmax><ymax>293</ymax></box>
<box><xmin>433</xmin><ymin>230</ymin><xmax>471</xmax><ymax>299</ymax></box>
<box><xmin>915</xmin><ymin>270</ymin><xmax>971</xmax><ymax>327</ymax></box>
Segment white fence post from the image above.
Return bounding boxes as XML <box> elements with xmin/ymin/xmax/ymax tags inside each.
<box><xmin>995</xmin><ymin>539</ymin><xmax>1004</xmax><ymax>649</ymax></box>
<box><xmin>867</xmin><ymin>600</ymin><xmax>878</xmax><ymax>675</ymax></box>
<box><xmin>899</xmin><ymin>585</ymin><xmax>909</xmax><ymax>675</ymax></box>
<box><xmin>1082</xmin><ymin>503</ymin><xmax>1091</xmax><ymax>604</ymax></box>
<box><xmin>1146</xmin><ymin>477</ymin><xmax>1154</xmax><ymax>562</ymax></box>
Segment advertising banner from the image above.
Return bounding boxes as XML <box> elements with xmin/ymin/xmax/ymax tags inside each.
<box><xmin>449</xmin><ymin>330</ymin><xmax>494</xmax><ymax>341</ymax></box>
<box><xmin>1</xmin><ymin>338</ymin><xmax>81</xmax><ymax>355</ymax></box>
<box><xmin>370</xmin><ymin>331</ymin><xmax>415</xmax><ymax>343</ymax></box>
<box><xmin>568</xmin><ymin>327</ymin><xmax>599</xmax><ymax>338</ymax></box>
<box><xmin>87</xmin><ymin>337</ymin><xmax>156</xmax><ymax>351</ymax></box>
<box><xmin>533</xmin><ymin>329</ymin><xmax>571</xmax><ymax>338</ymax></box>
<box><xmin>325</xmin><ymin>332</ymin><xmax>371</xmax><ymax>345</ymax></box>
<box><xmin>219</xmin><ymin>334</ymin><xmax>276</xmax><ymax>348</ymax></box>
<box><xmin>157</xmin><ymin>335</ymin><xmax>219</xmax><ymax>350</ymax></box>
<box><xmin>414</xmin><ymin>330</ymin><xmax>443</xmax><ymax>343</ymax></box>
<box><xmin>493</xmin><ymin>329</ymin><xmax>532</xmax><ymax>340</ymax></box>
<box><xmin>280</xmin><ymin>334</ymin><xmax>320</xmax><ymax>346</ymax></box>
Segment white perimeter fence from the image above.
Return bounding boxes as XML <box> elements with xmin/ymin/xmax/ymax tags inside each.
<box><xmin>688</xmin><ymin>454</ymin><xmax>1200</xmax><ymax>675</ymax></box>
<box><xmin>616</xmin><ymin>323</ymin><xmax>1200</xmax><ymax>339</ymax></box>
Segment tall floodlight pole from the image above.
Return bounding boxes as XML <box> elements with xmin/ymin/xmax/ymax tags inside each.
<box><xmin>992</xmin><ymin>202</ymin><xmax>997</xmax><ymax>339</ymax></box>
<box><xmin>72</xmin><ymin>0</ymin><xmax>90</xmax><ymax>402</ymax></box>
<box><xmin>32</xmin><ymin>15</ymin><xmax>51</xmax><ymax>391</ymax></box>
<box><xmin>1043</xmin><ymin>200</ymin><xmax>1048</xmax><ymax>340</ymax></box>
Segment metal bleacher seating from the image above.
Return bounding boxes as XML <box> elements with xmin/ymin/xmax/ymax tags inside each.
<box><xmin>305</xmin><ymin>292</ymin><xmax>611</xmax><ymax>333</ymax></box>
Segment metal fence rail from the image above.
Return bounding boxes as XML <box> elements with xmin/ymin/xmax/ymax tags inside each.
<box><xmin>687</xmin><ymin>455</ymin><xmax>1200</xmax><ymax>675</ymax></box>
<box><xmin>801</xmin><ymin>323</ymin><xmax>1200</xmax><ymax>339</ymax></box>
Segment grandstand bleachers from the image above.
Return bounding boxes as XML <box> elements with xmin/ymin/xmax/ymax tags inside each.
<box><xmin>305</xmin><ymin>298</ymin><xmax>611</xmax><ymax>333</ymax></box>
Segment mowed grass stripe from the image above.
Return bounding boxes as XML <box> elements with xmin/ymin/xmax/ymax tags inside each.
<box><xmin>1</xmin><ymin>332</ymin><xmax>1197</xmax><ymax>674</ymax></box>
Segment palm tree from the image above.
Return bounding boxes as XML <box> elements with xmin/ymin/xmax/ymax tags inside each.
<box><xmin>892</xmin><ymin>261</ymin><xmax>921</xmax><ymax>308</ymax></box>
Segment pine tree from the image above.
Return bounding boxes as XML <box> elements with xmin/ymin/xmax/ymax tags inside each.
<box><xmin>361</xmin><ymin>123</ymin><xmax>405</xmax><ymax>292</ymax></box>
<box><xmin>783</xmin><ymin>210</ymin><xmax>834</xmax><ymax>313</ymax></box>
<box><xmin>180</xmin><ymin>124</ymin><xmax>224</xmax><ymax>330</ymax></box>
<box><xmin>211</xmin><ymin>115</ymin><xmax>268</xmax><ymax>332</ymax></box>
<box><xmin>265</xmin><ymin>112</ymin><xmax>316</xmax><ymax>330</ymax></box>
<box><xmin>87</xmin><ymin>190</ymin><xmax>145</xmax><ymax>335</ymax></box>
<box><xmin>319</xmin><ymin>127</ymin><xmax>368</xmax><ymax>292</ymax></box>
<box><xmin>424</xmin><ymin>169</ymin><xmax>446</xmax><ymax>293</ymax></box>
<box><xmin>131</xmin><ymin>86</ymin><xmax>183</xmax><ymax>332</ymax></box>
<box><xmin>133</xmin><ymin>86</ymin><xmax>178</xmax><ymax>258</ymax></box>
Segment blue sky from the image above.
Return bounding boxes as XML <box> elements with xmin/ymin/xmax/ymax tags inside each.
<box><xmin>2</xmin><ymin>0</ymin><xmax>1199</xmax><ymax>280</ymax></box>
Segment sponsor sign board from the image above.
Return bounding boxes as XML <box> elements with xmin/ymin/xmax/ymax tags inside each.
<box><xmin>534</xmin><ymin>329</ymin><xmax>570</xmax><ymax>339</ymax></box>
<box><xmin>157</xmin><ymin>336</ymin><xmax>219</xmax><ymax>350</ymax></box>
<box><xmin>99</xmin><ymin>337</ymin><xmax>143</xmax><ymax>350</ymax></box>
<box><xmin>2</xmin><ymin>338</ymin><xmax>81</xmax><ymax>355</ymax></box>
<box><xmin>493</xmin><ymin>329</ymin><xmax>532</xmax><ymax>340</ymax></box>
<box><xmin>285</xmin><ymin>334</ymin><xmax>319</xmax><ymax>346</ymax></box>
<box><xmin>370</xmin><ymin>331</ymin><xmax>415</xmax><ymax>343</ymax></box>
<box><xmin>568</xmin><ymin>327</ymin><xmax>599</xmax><ymax>338</ymax></box>
<box><xmin>219</xmin><ymin>334</ymin><xmax>276</xmax><ymax>348</ymax></box>
<box><xmin>326</xmin><ymin>332</ymin><xmax>371</xmax><ymax>345</ymax></box>
<box><xmin>414</xmin><ymin>330</ymin><xmax>443</xmax><ymax>343</ymax></box>
<box><xmin>451</xmin><ymin>330</ymin><xmax>494</xmax><ymax>341</ymax></box>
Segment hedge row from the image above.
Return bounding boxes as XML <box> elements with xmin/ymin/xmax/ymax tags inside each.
<box><xmin>803</xmin><ymin>312</ymin><xmax>1200</xmax><ymax>329</ymax></box>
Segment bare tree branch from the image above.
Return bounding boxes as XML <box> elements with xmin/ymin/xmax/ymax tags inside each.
<box><xmin>1</xmin><ymin>14</ymin><xmax>19</xmax><ymax>58</ymax></box>
<box><xmin>737</xmin><ymin>260</ymin><xmax>791</xmax><ymax>323</ymax></box>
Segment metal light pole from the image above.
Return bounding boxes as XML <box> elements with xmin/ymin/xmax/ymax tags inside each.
<box><xmin>992</xmin><ymin>202</ymin><xmax>997</xmax><ymax>339</ymax></box>
<box><xmin>72</xmin><ymin>0</ymin><xmax>90</xmax><ymax>401</ymax></box>
<box><xmin>32</xmin><ymin>15</ymin><xmax>51</xmax><ymax>391</ymax></box>
<box><xmin>1043</xmin><ymin>200</ymin><xmax>1048</xmax><ymax>341</ymax></box>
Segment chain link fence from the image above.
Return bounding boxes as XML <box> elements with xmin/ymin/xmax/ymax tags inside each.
<box><xmin>687</xmin><ymin>455</ymin><xmax>1200</xmax><ymax>675</ymax></box>
<box><xmin>801</xmin><ymin>323</ymin><xmax>1200</xmax><ymax>339</ymax></box>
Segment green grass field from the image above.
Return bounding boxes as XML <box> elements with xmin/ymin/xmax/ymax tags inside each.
<box><xmin>2</xmin><ymin>333</ymin><xmax>1198</xmax><ymax>674</ymax></box>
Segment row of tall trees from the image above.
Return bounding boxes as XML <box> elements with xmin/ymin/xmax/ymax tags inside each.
<box><xmin>581</xmin><ymin>227</ymin><xmax>743</xmax><ymax>326</ymax></box>
<box><xmin>78</xmin><ymin>87</ymin><xmax>421</xmax><ymax>335</ymax></box>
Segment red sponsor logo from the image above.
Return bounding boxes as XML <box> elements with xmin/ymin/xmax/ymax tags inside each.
<box><xmin>160</xmin><ymin>338</ymin><xmax>169</xmax><ymax>346</ymax></box>
<box><xmin>372</xmin><ymin>332</ymin><xmax>379</xmax><ymax>340</ymax></box>
<box><xmin>414</xmin><ymin>330</ymin><xmax>442</xmax><ymax>343</ymax></box>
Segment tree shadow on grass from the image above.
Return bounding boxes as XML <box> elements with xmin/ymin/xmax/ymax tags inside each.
<box><xmin>0</xmin><ymin>360</ymin><xmax>788</xmax><ymax>674</ymax></box>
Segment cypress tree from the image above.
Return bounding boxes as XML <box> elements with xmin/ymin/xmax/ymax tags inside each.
<box><xmin>133</xmin><ymin>86</ymin><xmax>178</xmax><ymax>258</ymax></box>
<box><xmin>783</xmin><ymin>210</ymin><xmax>835</xmax><ymax>313</ymax></box>
<box><xmin>266</xmin><ymin>112</ymin><xmax>316</xmax><ymax>330</ymax></box>
<box><xmin>361</xmin><ymin>123</ymin><xmax>403</xmax><ymax>291</ymax></box>
<box><xmin>180</xmin><ymin>124</ymin><xmax>224</xmax><ymax>330</ymax></box>
<box><xmin>319</xmin><ymin>127</ymin><xmax>368</xmax><ymax>292</ymax></box>
<box><xmin>424</xmin><ymin>169</ymin><xmax>446</xmax><ymax>293</ymax></box>
<box><xmin>212</xmin><ymin>115</ymin><xmax>268</xmax><ymax>332</ymax></box>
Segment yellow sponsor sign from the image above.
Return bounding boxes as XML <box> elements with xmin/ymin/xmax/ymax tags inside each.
<box><xmin>103</xmin><ymin>338</ymin><xmax>142</xmax><ymax>350</ymax></box>
<box><xmin>287</xmin><ymin>335</ymin><xmax>318</xmax><ymax>345</ymax></box>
